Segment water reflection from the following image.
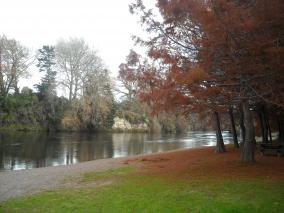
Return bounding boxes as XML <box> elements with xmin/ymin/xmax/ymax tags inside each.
<box><xmin>0</xmin><ymin>131</ymin><xmax>233</xmax><ymax>171</ymax></box>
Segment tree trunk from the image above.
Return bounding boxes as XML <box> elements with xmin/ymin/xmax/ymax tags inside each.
<box><xmin>259</xmin><ymin>109</ymin><xmax>269</xmax><ymax>143</ymax></box>
<box><xmin>229</xmin><ymin>107</ymin><xmax>239</xmax><ymax>148</ymax></box>
<box><xmin>0</xmin><ymin>49</ymin><xmax>5</xmax><ymax>97</ymax></box>
<box><xmin>258</xmin><ymin>111</ymin><xmax>265</xmax><ymax>143</ymax></box>
<box><xmin>239</xmin><ymin>104</ymin><xmax>246</xmax><ymax>144</ymax></box>
<box><xmin>277</xmin><ymin>117</ymin><xmax>284</xmax><ymax>143</ymax></box>
<box><xmin>241</xmin><ymin>102</ymin><xmax>255</xmax><ymax>163</ymax></box>
<box><xmin>266</xmin><ymin>115</ymin><xmax>273</xmax><ymax>143</ymax></box>
<box><xmin>214</xmin><ymin>111</ymin><xmax>226</xmax><ymax>153</ymax></box>
<box><xmin>69</xmin><ymin>82</ymin><xmax>73</xmax><ymax>101</ymax></box>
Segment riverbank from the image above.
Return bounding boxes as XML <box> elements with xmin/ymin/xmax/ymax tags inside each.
<box><xmin>0</xmin><ymin>155</ymin><xmax>127</xmax><ymax>201</ymax></box>
<box><xmin>1</xmin><ymin>147</ymin><xmax>190</xmax><ymax>201</ymax></box>
<box><xmin>1</xmin><ymin>145</ymin><xmax>284</xmax><ymax>212</ymax></box>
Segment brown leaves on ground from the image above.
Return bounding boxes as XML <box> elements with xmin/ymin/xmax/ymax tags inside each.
<box><xmin>125</xmin><ymin>145</ymin><xmax>284</xmax><ymax>180</ymax></box>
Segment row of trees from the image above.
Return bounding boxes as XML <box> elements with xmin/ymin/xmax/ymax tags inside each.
<box><xmin>0</xmin><ymin>35</ymin><xmax>189</xmax><ymax>132</ymax></box>
<box><xmin>36</xmin><ymin>39</ymin><xmax>116</xmax><ymax>131</ymax></box>
<box><xmin>0</xmin><ymin>36</ymin><xmax>115</xmax><ymax>131</ymax></box>
<box><xmin>119</xmin><ymin>0</ymin><xmax>284</xmax><ymax>163</ymax></box>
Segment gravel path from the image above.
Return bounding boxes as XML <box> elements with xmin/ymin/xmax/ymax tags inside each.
<box><xmin>0</xmin><ymin>156</ymin><xmax>130</xmax><ymax>201</ymax></box>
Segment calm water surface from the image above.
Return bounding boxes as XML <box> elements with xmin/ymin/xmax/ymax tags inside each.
<box><xmin>0</xmin><ymin>131</ymin><xmax>233</xmax><ymax>171</ymax></box>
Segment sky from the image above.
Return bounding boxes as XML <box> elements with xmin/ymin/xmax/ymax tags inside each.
<box><xmin>0</xmin><ymin>0</ymin><xmax>156</xmax><ymax>92</ymax></box>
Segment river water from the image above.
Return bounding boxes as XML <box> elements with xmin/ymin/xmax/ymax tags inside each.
<box><xmin>0</xmin><ymin>131</ymin><xmax>233</xmax><ymax>171</ymax></box>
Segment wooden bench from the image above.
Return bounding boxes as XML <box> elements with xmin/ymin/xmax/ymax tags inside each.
<box><xmin>260</xmin><ymin>143</ymin><xmax>284</xmax><ymax>157</ymax></box>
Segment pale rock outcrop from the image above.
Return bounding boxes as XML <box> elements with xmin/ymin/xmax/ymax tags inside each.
<box><xmin>112</xmin><ymin>117</ymin><xmax>148</xmax><ymax>132</ymax></box>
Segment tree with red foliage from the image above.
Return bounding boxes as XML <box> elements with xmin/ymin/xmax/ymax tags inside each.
<box><xmin>124</xmin><ymin>0</ymin><xmax>284</xmax><ymax>163</ymax></box>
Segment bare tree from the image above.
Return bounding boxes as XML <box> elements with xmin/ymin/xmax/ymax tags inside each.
<box><xmin>79</xmin><ymin>68</ymin><xmax>114</xmax><ymax>129</ymax></box>
<box><xmin>55</xmin><ymin>38</ymin><xmax>104</xmax><ymax>101</ymax></box>
<box><xmin>0</xmin><ymin>35</ymin><xmax>32</xmax><ymax>97</ymax></box>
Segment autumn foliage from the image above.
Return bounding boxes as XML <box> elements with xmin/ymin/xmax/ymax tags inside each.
<box><xmin>119</xmin><ymin>0</ymin><xmax>284</xmax><ymax>162</ymax></box>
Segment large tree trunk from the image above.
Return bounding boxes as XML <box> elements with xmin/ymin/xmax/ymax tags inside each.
<box><xmin>265</xmin><ymin>113</ymin><xmax>273</xmax><ymax>143</ymax></box>
<box><xmin>214</xmin><ymin>111</ymin><xmax>226</xmax><ymax>153</ymax></box>
<box><xmin>239</xmin><ymin>104</ymin><xmax>246</xmax><ymax>144</ymax></box>
<box><xmin>261</xmin><ymin>105</ymin><xmax>272</xmax><ymax>143</ymax></box>
<box><xmin>258</xmin><ymin>111</ymin><xmax>265</xmax><ymax>142</ymax></box>
<box><xmin>258</xmin><ymin>109</ymin><xmax>269</xmax><ymax>143</ymax></box>
<box><xmin>229</xmin><ymin>107</ymin><xmax>239</xmax><ymax>148</ymax></box>
<box><xmin>277</xmin><ymin>116</ymin><xmax>284</xmax><ymax>143</ymax></box>
<box><xmin>241</xmin><ymin>102</ymin><xmax>255</xmax><ymax>163</ymax></box>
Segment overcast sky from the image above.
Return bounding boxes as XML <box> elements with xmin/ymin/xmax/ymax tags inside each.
<box><xmin>0</xmin><ymin>0</ymin><xmax>155</xmax><ymax>91</ymax></box>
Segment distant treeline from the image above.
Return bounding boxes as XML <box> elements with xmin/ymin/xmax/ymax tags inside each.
<box><xmin>0</xmin><ymin>35</ymin><xmax>190</xmax><ymax>132</ymax></box>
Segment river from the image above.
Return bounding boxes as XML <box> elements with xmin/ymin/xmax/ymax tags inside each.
<box><xmin>0</xmin><ymin>131</ymin><xmax>233</xmax><ymax>171</ymax></box>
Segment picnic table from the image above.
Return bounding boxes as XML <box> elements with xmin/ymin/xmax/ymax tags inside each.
<box><xmin>260</xmin><ymin>143</ymin><xmax>284</xmax><ymax>157</ymax></box>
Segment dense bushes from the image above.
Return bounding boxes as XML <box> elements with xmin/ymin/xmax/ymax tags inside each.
<box><xmin>0</xmin><ymin>88</ymin><xmax>67</xmax><ymax>131</ymax></box>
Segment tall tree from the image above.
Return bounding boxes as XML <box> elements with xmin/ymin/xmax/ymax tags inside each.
<box><xmin>55</xmin><ymin>38</ymin><xmax>103</xmax><ymax>101</ymax></box>
<box><xmin>36</xmin><ymin>45</ymin><xmax>56</xmax><ymax>99</ymax></box>
<box><xmin>0</xmin><ymin>35</ymin><xmax>31</xmax><ymax>97</ymax></box>
<box><xmin>127</xmin><ymin>0</ymin><xmax>284</xmax><ymax>163</ymax></box>
<box><xmin>36</xmin><ymin>45</ymin><xmax>57</xmax><ymax>128</ymax></box>
<box><xmin>81</xmin><ymin>69</ymin><xmax>115</xmax><ymax>130</ymax></box>
<box><xmin>118</xmin><ymin>50</ymin><xmax>141</xmax><ymax>101</ymax></box>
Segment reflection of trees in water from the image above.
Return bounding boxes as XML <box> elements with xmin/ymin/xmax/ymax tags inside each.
<box><xmin>0</xmin><ymin>132</ymin><xmax>60</xmax><ymax>170</ymax></box>
<box><xmin>0</xmin><ymin>131</ymin><xmax>220</xmax><ymax>171</ymax></box>
<box><xmin>0</xmin><ymin>132</ymin><xmax>116</xmax><ymax>170</ymax></box>
<box><xmin>59</xmin><ymin>133</ymin><xmax>78</xmax><ymax>165</ymax></box>
<box><xmin>91</xmin><ymin>133</ymin><xmax>114</xmax><ymax>160</ymax></box>
<box><xmin>60</xmin><ymin>133</ymin><xmax>114</xmax><ymax>163</ymax></box>
<box><xmin>112</xmin><ymin>133</ymin><xmax>168</xmax><ymax>157</ymax></box>
<box><xmin>112</xmin><ymin>133</ymin><xmax>142</xmax><ymax>157</ymax></box>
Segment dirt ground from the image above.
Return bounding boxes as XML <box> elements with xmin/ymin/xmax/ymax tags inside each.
<box><xmin>125</xmin><ymin>145</ymin><xmax>284</xmax><ymax>180</ymax></box>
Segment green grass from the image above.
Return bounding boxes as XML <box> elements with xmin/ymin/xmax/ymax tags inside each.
<box><xmin>1</xmin><ymin>170</ymin><xmax>284</xmax><ymax>213</ymax></box>
<box><xmin>80</xmin><ymin>166</ymin><xmax>135</xmax><ymax>183</ymax></box>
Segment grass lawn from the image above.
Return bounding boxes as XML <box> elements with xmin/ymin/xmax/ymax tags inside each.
<box><xmin>1</xmin><ymin>146</ymin><xmax>284</xmax><ymax>212</ymax></box>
